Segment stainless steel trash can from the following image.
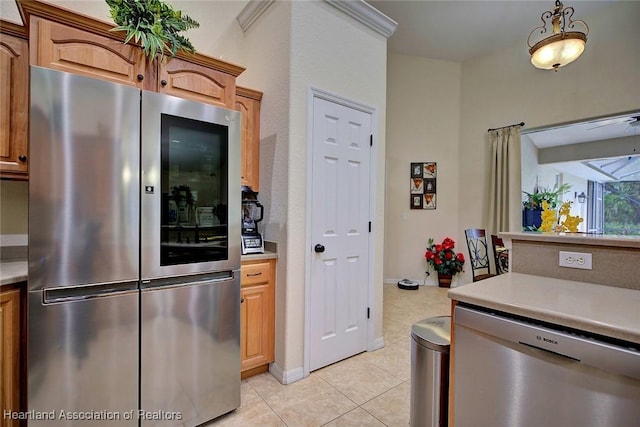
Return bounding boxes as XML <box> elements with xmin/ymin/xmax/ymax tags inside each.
<box><xmin>410</xmin><ymin>315</ymin><xmax>451</xmax><ymax>427</ymax></box>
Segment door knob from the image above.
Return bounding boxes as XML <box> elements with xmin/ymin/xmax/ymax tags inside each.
<box><xmin>314</xmin><ymin>244</ymin><xmax>325</xmax><ymax>253</ymax></box>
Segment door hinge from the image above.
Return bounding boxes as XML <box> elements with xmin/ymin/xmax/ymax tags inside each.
<box><xmin>369</xmin><ymin>222</ymin><xmax>372</xmax><ymax>233</ymax></box>
<box><xmin>370</xmin><ymin>134</ymin><xmax>373</xmax><ymax>147</ymax></box>
<box><xmin>367</xmin><ymin>307</ymin><xmax>370</xmax><ymax>319</ymax></box>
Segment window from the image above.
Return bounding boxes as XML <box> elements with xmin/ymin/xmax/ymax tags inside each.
<box><xmin>588</xmin><ymin>180</ymin><xmax>640</xmax><ymax>235</ymax></box>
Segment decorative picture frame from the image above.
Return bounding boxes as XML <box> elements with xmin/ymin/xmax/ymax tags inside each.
<box><xmin>409</xmin><ymin>162</ymin><xmax>437</xmax><ymax>210</ymax></box>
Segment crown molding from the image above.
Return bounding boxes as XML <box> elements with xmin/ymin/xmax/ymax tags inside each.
<box><xmin>324</xmin><ymin>0</ymin><xmax>397</xmax><ymax>39</ymax></box>
<box><xmin>237</xmin><ymin>0</ymin><xmax>397</xmax><ymax>38</ymax></box>
<box><xmin>237</xmin><ymin>0</ymin><xmax>274</xmax><ymax>32</ymax></box>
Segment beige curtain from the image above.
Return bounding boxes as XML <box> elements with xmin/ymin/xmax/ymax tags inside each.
<box><xmin>488</xmin><ymin>126</ymin><xmax>522</xmax><ymax>234</ymax></box>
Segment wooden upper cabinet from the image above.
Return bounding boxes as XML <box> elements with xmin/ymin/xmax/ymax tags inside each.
<box><xmin>18</xmin><ymin>0</ymin><xmax>244</xmax><ymax>97</ymax></box>
<box><xmin>31</xmin><ymin>17</ymin><xmax>151</xmax><ymax>89</ymax></box>
<box><xmin>236</xmin><ymin>87</ymin><xmax>262</xmax><ymax>191</ymax></box>
<box><xmin>158</xmin><ymin>57</ymin><xmax>236</xmax><ymax>108</ymax></box>
<box><xmin>0</xmin><ymin>22</ymin><xmax>29</xmax><ymax>179</ymax></box>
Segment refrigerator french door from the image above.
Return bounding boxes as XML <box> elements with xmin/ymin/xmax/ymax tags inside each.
<box><xmin>139</xmin><ymin>90</ymin><xmax>241</xmax><ymax>426</ymax></box>
<box><xmin>28</xmin><ymin>66</ymin><xmax>241</xmax><ymax>427</ymax></box>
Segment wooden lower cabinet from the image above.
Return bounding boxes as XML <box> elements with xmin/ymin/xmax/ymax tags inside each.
<box><xmin>1</xmin><ymin>286</ymin><xmax>22</xmax><ymax>427</ymax></box>
<box><xmin>240</xmin><ymin>259</ymin><xmax>275</xmax><ymax>379</ymax></box>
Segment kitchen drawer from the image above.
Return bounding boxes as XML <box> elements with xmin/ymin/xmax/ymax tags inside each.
<box><xmin>240</xmin><ymin>262</ymin><xmax>271</xmax><ymax>286</ymax></box>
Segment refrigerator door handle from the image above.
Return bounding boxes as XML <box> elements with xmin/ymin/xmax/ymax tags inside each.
<box><xmin>140</xmin><ymin>270</ymin><xmax>237</xmax><ymax>291</ymax></box>
<box><xmin>42</xmin><ymin>281</ymin><xmax>139</xmax><ymax>304</ymax></box>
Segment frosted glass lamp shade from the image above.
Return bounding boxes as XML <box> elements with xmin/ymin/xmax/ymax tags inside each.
<box><xmin>529</xmin><ymin>32</ymin><xmax>587</xmax><ymax>71</ymax></box>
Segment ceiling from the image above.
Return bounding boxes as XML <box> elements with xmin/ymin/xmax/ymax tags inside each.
<box><xmin>368</xmin><ymin>0</ymin><xmax>617</xmax><ymax>62</ymax></box>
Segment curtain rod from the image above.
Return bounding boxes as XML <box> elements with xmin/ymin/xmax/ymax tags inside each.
<box><xmin>487</xmin><ymin>122</ymin><xmax>525</xmax><ymax>132</ymax></box>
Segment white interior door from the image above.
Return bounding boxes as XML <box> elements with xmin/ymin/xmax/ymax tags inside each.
<box><xmin>309</xmin><ymin>95</ymin><xmax>372</xmax><ymax>372</ymax></box>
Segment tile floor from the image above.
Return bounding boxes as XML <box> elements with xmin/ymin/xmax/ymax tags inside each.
<box><xmin>211</xmin><ymin>284</ymin><xmax>451</xmax><ymax>426</ymax></box>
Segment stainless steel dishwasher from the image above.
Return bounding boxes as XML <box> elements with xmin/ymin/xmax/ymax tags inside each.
<box><xmin>453</xmin><ymin>304</ymin><xmax>640</xmax><ymax>427</ymax></box>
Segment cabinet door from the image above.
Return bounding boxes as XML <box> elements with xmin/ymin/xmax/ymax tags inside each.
<box><xmin>0</xmin><ymin>31</ymin><xmax>29</xmax><ymax>179</ymax></box>
<box><xmin>0</xmin><ymin>288</ymin><xmax>21</xmax><ymax>426</ymax></box>
<box><xmin>158</xmin><ymin>57</ymin><xmax>235</xmax><ymax>108</ymax></box>
<box><xmin>240</xmin><ymin>260</ymin><xmax>274</xmax><ymax>374</ymax></box>
<box><xmin>235</xmin><ymin>88</ymin><xmax>262</xmax><ymax>191</ymax></box>
<box><xmin>32</xmin><ymin>18</ymin><xmax>150</xmax><ymax>88</ymax></box>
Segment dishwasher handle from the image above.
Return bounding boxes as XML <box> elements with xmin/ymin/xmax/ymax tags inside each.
<box><xmin>455</xmin><ymin>305</ymin><xmax>640</xmax><ymax>380</ymax></box>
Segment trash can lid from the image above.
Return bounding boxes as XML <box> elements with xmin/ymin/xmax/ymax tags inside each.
<box><xmin>411</xmin><ymin>315</ymin><xmax>451</xmax><ymax>352</ymax></box>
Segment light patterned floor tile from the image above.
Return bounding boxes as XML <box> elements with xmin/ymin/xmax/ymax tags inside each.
<box><xmin>207</xmin><ymin>399</ymin><xmax>285</xmax><ymax>426</ymax></box>
<box><xmin>315</xmin><ymin>357</ymin><xmax>404</xmax><ymax>405</ymax></box>
<box><xmin>361</xmin><ymin>381</ymin><xmax>411</xmax><ymax>427</ymax></box>
<box><xmin>322</xmin><ymin>407</ymin><xmax>386</xmax><ymax>426</ymax></box>
<box><xmin>382</xmin><ymin>318</ymin><xmax>411</xmax><ymax>345</ymax></box>
<box><xmin>245</xmin><ymin>372</ymin><xmax>287</xmax><ymax>398</ymax></box>
<box><xmin>262</xmin><ymin>375</ymin><xmax>357</xmax><ymax>426</ymax></box>
<box><xmin>358</xmin><ymin>338</ymin><xmax>412</xmax><ymax>381</ymax></box>
<box><xmin>241</xmin><ymin>380</ymin><xmax>260</xmax><ymax>404</ymax></box>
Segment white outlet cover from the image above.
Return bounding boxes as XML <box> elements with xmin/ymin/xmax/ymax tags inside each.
<box><xmin>559</xmin><ymin>251</ymin><xmax>593</xmax><ymax>270</ymax></box>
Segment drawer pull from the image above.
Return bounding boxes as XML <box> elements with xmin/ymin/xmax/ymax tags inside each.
<box><xmin>246</xmin><ymin>272</ymin><xmax>263</xmax><ymax>277</ymax></box>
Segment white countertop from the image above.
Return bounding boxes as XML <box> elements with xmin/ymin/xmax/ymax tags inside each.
<box><xmin>241</xmin><ymin>250</ymin><xmax>277</xmax><ymax>262</ymax></box>
<box><xmin>0</xmin><ymin>261</ymin><xmax>28</xmax><ymax>286</ymax></box>
<box><xmin>500</xmin><ymin>232</ymin><xmax>640</xmax><ymax>248</ymax></box>
<box><xmin>448</xmin><ymin>273</ymin><xmax>640</xmax><ymax>345</ymax></box>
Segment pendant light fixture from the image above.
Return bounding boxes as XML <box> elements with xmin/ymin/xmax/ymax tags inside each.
<box><xmin>527</xmin><ymin>0</ymin><xmax>589</xmax><ymax>71</ymax></box>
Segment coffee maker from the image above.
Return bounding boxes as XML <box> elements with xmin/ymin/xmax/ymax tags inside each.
<box><xmin>241</xmin><ymin>186</ymin><xmax>264</xmax><ymax>254</ymax></box>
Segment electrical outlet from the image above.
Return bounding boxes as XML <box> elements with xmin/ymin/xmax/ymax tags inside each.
<box><xmin>559</xmin><ymin>251</ymin><xmax>592</xmax><ymax>270</ymax></box>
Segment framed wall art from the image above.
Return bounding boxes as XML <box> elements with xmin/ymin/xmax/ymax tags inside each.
<box><xmin>410</xmin><ymin>162</ymin><xmax>437</xmax><ymax>210</ymax></box>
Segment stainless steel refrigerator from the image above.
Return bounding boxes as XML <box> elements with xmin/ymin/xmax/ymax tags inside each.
<box><xmin>28</xmin><ymin>66</ymin><xmax>241</xmax><ymax>426</ymax></box>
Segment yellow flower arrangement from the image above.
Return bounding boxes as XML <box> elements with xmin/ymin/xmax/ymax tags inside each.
<box><xmin>540</xmin><ymin>200</ymin><xmax>584</xmax><ymax>232</ymax></box>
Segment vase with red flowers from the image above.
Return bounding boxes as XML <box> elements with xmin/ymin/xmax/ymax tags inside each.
<box><xmin>425</xmin><ymin>237</ymin><xmax>465</xmax><ymax>288</ymax></box>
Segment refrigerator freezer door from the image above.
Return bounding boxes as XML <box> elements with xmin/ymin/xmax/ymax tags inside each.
<box><xmin>28</xmin><ymin>66</ymin><xmax>140</xmax><ymax>291</ymax></box>
<box><xmin>28</xmin><ymin>289</ymin><xmax>139</xmax><ymax>426</ymax></box>
<box><xmin>140</xmin><ymin>90</ymin><xmax>241</xmax><ymax>281</ymax></box>
<box><xmin>140</xmin><ymin>272</ymin><xmax>241</xmax><ymax>425</ymax></box>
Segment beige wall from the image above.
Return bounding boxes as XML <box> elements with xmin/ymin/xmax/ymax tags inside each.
<box><xmin>234</xmin><ymin>0</ymin><xmax>295</xmax><ymax>377</ymax></box>
<box><xmin>384</xmin><ymin>54</ymin><xmax>462</xmax><ymax>285</ymax></box>
<box><xmin>0</xmin><ymin>181</ymin><xmax>28</xmax><ymax>234</ymax></box>
<box><xmin>241</xmin><ymin>0</ymin><xmax>388</xmax><ymax>378</ymax></box>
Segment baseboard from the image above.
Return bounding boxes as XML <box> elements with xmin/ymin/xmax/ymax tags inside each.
<box><xmin>269</xmin><ymin>363</ymin><xmax>304</xmax><ymax>385</ymax></box>
<box><xmin>370</xmin><ymin>336</ymin><xmax>384</xmax><ymax>351</ymax></box>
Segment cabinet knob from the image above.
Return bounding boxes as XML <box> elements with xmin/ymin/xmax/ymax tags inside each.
<box><xmin>161</xmin><ymin>80</ymin><xmax>167</xmax><ymax>87</ymax></box>
<box><xmin>241</xmin><ymin>298</ymin><xmax>245</xmax><ymax>303</ymax></box>
<box><xmin>137</xmin><ymin>74</ymin><xmax>144</xmax><ymax>81</ymax></box>
<box><xmin>314</xmin><ymin>244</ymin><xmax>325</xmax><ymax>253</ymax></box>
<box><xmin>18</xmin><ymin>155</ymin><xmax>27</xmax><ymax>162</ymax></box>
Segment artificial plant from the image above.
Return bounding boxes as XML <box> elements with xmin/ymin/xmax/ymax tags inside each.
<box><xmin>106</xmin><ymin>0</ymin><xmax>200</xmax><ymax>60</ymax></box>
